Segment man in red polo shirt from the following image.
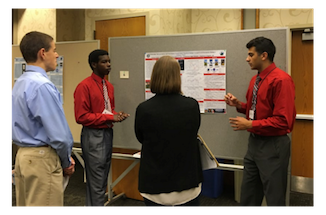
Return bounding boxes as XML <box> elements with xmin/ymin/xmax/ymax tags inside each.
<box><xmin>74</xmin><ymin>49</ymin><xmax>129</xmax><ymax>206</ymax></box>
<box><xmin>224</xmin><ymin>37</ymin><xmax>296</xmax><ymax>206</ymax></box>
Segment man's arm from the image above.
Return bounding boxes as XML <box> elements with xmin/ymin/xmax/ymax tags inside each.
<box><xmin>251</xmin><ymin>77</ymin><xmax>296</xmax><ymax>131</ymax></box>
<box><xmin>224</xmin><ymin>93</ymin><xmax>247</xmax><ymax>114</ymax></box>
<box><xmin>28</xmin><ymin>83</ymin><xmax>73</xmax><ymax>169</ymax></box>
<box><xmin>74</xmin><ymin>83</ymin><xmax>119</xmax><ymax>126</ymax></box>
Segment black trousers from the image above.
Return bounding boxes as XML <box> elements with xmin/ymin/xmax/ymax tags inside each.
<box><xmin>240</xmin><ymin>133</ymin><xmax>290</xmax><ymax>206</ymax></box>
<box><xmin>81</xmin><ymin>126</ymin><xmax>113</xmax><ymax>206</ymax></box>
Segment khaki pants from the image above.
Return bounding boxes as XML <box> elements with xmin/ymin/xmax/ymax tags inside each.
<box><xmin>14</xmin><ymin>146</ymin><xmax>63</xmax><ymax>206</ymax></box>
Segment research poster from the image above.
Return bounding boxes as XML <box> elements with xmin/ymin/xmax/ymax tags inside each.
<box><xmin>14</xmin><ymin>56</ymin><xmax>64</xmax><ymax>103</ymax></box>
<box><xmin>144</xmin><ymin>50</ymin><xmax>226</xmax><ymax>113</ymax></box>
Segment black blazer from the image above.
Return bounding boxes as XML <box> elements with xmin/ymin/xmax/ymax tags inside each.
<box><xmin>135</xmin><ymin>94</ymin><xmax>203</xmax><ymax>194</ymax></box>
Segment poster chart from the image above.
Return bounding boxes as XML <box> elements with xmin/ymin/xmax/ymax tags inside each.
<box><xmin>144</xmin><ymin>50</ymin><xmax>226</xmax><ymax>113</ymax></box>
<box><xmin>14</xmin><ymin>56</ymin><xmax>64</xmax><ymax>103</ymax></box>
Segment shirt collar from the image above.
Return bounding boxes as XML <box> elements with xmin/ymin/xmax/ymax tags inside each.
<box><xmin>258</xmin><ymin>62</ymin><xmax>276</xmax><ymax>79</ymax></box>
<box><xmin>26</xmin><ymin>65</ymin><xmax>48</xmax><ymax>78</ymax></box>
<box><xmin>91</xmin><ymin>72</ymin><xmax>105</xmax><ymax>83</ymax></box>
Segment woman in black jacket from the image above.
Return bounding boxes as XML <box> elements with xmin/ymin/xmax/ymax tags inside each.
<box><xmin>135</xmin><ymin>56</ymin><xmax>203</xmax><ymax>206</ymax></box>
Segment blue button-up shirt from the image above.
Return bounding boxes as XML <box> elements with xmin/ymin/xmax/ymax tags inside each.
<box><xmin>12</xmin><ymin>65</ymin><xmax>73</xmax><ymax>168</ymax></box>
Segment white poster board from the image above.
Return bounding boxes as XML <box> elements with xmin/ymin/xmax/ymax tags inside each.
<box><xmin>144</xmin><ymin>50</ymin><xmax>227</xmax><ymax>113</ymax></box>
<box><xmin>14</xmin><ymin>56</ymin><xmax>64</xmax><ymax>103</ymax></box>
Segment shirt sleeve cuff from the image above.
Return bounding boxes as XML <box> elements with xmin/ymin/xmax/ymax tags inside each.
<box><xmin>251</xmin><ymin>120</ymin><xmax>260</xmax><ymax>129</ymax></box>
<box><xmin>105</xmin><ymin>113</ymin><xmax>115</xmax><ymax>122</ymax></box>
<box><xmin>236</xmin><ymin>102</ymin><xmax>247</xmax><ymax>114</ymax></box>
<box><xmin>61</xmin><ymin>157</ymin><xmax>71</xmax><ymax>169</ymax></box>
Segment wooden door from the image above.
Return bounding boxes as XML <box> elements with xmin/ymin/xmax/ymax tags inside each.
<box><xmin>95</xmin><ymin>16</ymin><xmax>145</xmax><ymax>52</ymax></box>
<box><xmin>290</xmin><ymin>30</ymin><xmax>313</xmax><ymax>178</ymax></box>
<box><xmin>95</xmin><ymin>16</ymin><xmax>145</xmax><ymax>201</ymax></box>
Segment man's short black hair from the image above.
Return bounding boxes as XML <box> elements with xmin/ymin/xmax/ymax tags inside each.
<box><xmin>88</xmin><ymin>49</ymin><xmax>109</xmax><ymax>70</ymax></box>
<box><xmin>246</xmin><ymin>37</ymin><xmax>276</xmax><ymax>62</ymax></box>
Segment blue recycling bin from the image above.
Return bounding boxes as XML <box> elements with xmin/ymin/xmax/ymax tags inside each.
<box><xmin>201</xmin><ymin>160</ymin><xmax>223</xmax><ymax>198</ymax></box>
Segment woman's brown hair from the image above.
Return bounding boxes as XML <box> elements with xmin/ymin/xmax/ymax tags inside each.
<box><xmin>150</xmin><ymin>56</ymin><xmax>181</xmax><ymax>94</ymax></box>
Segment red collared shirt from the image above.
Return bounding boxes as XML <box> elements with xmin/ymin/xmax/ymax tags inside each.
<box><xmin>74</xmin><ymin>72</ymin><xmax>118</xmax><ymax>128</ymax></box>
<box><xmin>237</xmin><ymin>63</ymin><xmax>296</xmax><ymax>136</ymax></box>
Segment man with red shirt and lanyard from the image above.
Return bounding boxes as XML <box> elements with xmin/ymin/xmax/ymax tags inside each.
<box><xmin>225</xmin><ymin>37</ymin><xmax>296</xmax><ymax>206</ymax></box>
<box><xmin>74</xmin><ymin>49</ymin><xmax>129</xmax><ymax>206</ymax></box>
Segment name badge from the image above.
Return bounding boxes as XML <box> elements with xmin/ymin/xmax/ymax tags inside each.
<box><xmin>249</xmin><ymin>110</ymin><xmax>254</xmax><ymax>120</ymax></box>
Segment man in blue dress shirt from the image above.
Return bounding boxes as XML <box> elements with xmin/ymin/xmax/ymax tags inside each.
<box><xmin>12</xmin><ymin>31</ymin><xmax>75</xmax><ymax>206</ymax></box>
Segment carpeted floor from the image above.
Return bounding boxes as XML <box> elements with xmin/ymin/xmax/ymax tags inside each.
<box><xmin>12</xmin><ymin>154</ymin><xmax>313</xmax><ymax>207</ymax></box>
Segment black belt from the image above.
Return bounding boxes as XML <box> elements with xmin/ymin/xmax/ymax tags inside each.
<box><xmin>84</xmin><ymin>126</ymin><xmax>113</xmax><ymax>130</ymax></box>
<box><xmin>250</xmin><ymin>133</ymin><xmax>287</xmax><ymax>139</ymax></box>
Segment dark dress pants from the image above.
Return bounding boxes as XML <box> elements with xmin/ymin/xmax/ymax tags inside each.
<box><xmin>81</xmin><ymin>126</ymin><xmax>113</xmax><ymax>206</ymax></box>
<box><xmin>240</xmin><ymin>133</ymin><xmax>290</xmax><ymax>206</ymax></box>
